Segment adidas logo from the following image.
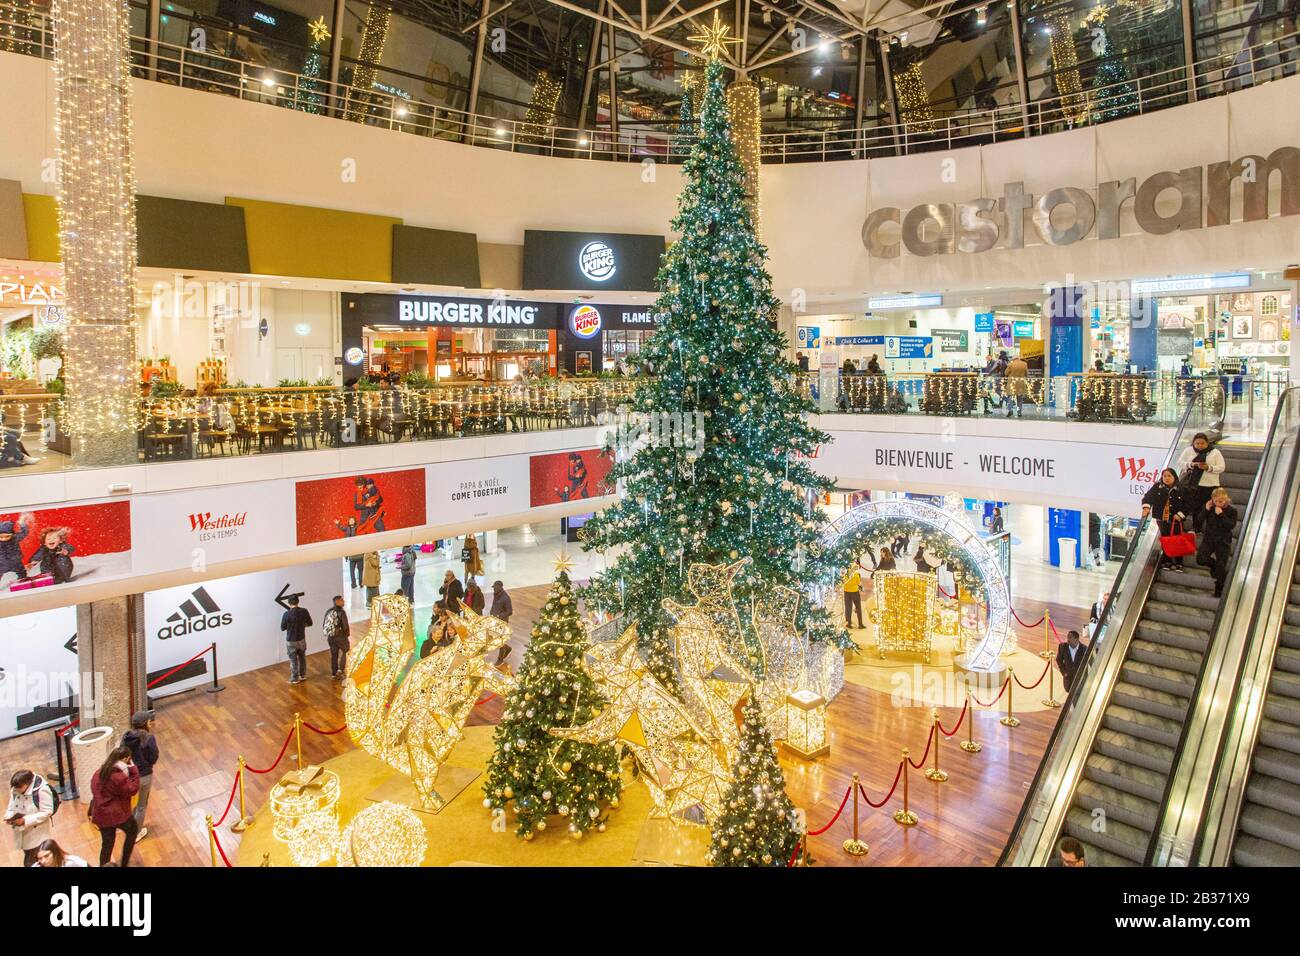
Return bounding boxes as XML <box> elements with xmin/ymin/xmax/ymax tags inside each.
<box><xmin>157</xmin><ymin>586</ymin><xmax>232</xmax><ymax>639</ymax></box>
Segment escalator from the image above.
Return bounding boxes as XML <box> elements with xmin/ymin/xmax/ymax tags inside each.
<box><xmin>1232</xmin><ymin>556</ymin><xmax>1300</xmax><ymax>866</ymax></box>
<box><xmin>1058</xmin><ymin>444</ymin><xmax>1263</xmax><ymax>867</ymax></box>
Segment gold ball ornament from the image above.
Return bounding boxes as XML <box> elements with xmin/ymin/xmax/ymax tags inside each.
<box><xmin>561</xmin><ymin>761</ymin><xmax>572</xmax><ymax>773</ymax></box>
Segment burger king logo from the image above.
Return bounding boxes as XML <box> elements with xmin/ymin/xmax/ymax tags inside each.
<box><xmin>578</xmin><ymin>241</ymin><xmax>617</xmax><ymax>282</ymax></box>
<box><xmin>569</xmin><ymin>305</ymin><xmax>602</xmax><ymax>339</ymax></box>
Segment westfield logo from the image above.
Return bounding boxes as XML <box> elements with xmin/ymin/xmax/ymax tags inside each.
<box><xmin>188</xmin><ymin>511</ymin><xmax>249</xmax><ymax>532</ymax></box>
<box><xmin>1117</xmin><ymin>457</ymin><xmax>1159</xmax><ymax>485</ymax></box>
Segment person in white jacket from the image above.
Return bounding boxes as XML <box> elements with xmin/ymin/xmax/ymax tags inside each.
<box><xmin>5</xmin><ymin>770</ymin><xmax>56</xmax><ymax>867</ymax></box>
<box><xmin>1176</xmin><ymin>433</ymin><xmax>1226</xmax><ymax>532</ymax></box>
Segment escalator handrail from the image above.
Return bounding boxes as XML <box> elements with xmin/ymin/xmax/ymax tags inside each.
<box><xmin>997</xmin><ymin>382</ymin><xmax>1225</xmax><ymax>866</ymax></box>
<box><xmin>1192</xmin><ymin>387</ymin><xmax>1300</xmax><ymax>865</ymax></box>
<box><xmin>1147</xmin><ymin>385</ymin><xmax>1300</xmax><ymax>864</ymax></box>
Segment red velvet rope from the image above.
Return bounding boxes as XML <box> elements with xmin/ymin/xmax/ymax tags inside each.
<box><xmin>56</xmin><ymin>718</ymin><xmax>80</xmax><ymax>738</ymax></box>
<box><xmin>146</xmin><ymin>642</ymin><xmax>215</xmax><ymax>689</ymax></box>
<box><xmin>907</xmin><ymin>723</ymin><xmax>937</xmax><ymax>769</ymax></box>
<box><xmin>302</xmin><ymin>721</ymin><xmax>347</xmax><ymax>736</ymax></box>
<box><xmin>213</xmin><ymin>770</ymin><xmax>241</xmax><ymax>828</ymax></box>
<box><xmin>1048</xmin><ymin>618</ymin><xmax>1061</xmax><ymax>640</ymax></box>
<box><xmin>211</xmin><ymin>828</ymin><xmax>234</xmax><ymax>868</ymax></box>
<box><xmin>807</xmin><ymin>784</ymin><xmax>854</xmax><ymax>836</ymax></box>
<box><xmin>1010</xmin><ymin>608</ymin><xmax>1046</xmax><ymax>628</ymax></box>
<box><xmin>971</xmin><ymin>676</ymin><xmax>1010</xmax><ymax>708</ymax></box>
<box><xmin>244</xmin><ymin>727</ymin><xmax>295</xmax><ymax>775</ymax></box>
<box><xmin>787</xmin><ymin>839</ymin><xmax>802</xmax><ymax>868</ymax></box>
<box><xmin>475</xmin><ymin>693</ymin><xmax>496</xmax><ymax>706</ymax></box>
<box><xmin>1013</xmin><ymin>659</ymin><xmax>1053</xmax><ymax>691</ymax></box>
<box><xmin>859</xmin><ymin>760</ymin><xmax>906</xmax><ymax>808</ymax></box>
<box><xmin>936</xmin><ymin>699</ymin><xmax>968</xmax><ymax>737</ymax></box>
<box><xmin>938</xmin><ymin>582</ymin><xmax>957</xmax><ymax>599</ymax></box>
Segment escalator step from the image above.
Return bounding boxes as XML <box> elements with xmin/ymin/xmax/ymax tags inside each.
<box><xmin>1083</xmin><ymin>753</ymin><xmax>1167</xmax><ymax>804</ymax></box>
<box><xmin>1064</xmin><ymin>806</ymin><xmax>1149</xmax><ymax>865</ymax></box>
<box><xmin>1134</xmin><ymin>620</ymin><xmax>1210</xmax><ymax>655</ymax></box>
<box><xmin>1143</xmin><ymin>601</ymin><xmax>1216</xmax><ymax>633</ymax></box>
<box><xmin>1271</xmin><ymin>669</ymin><xmax>1300</xmax><ymax>702</ymax></box>
<box><xmin>1233</xmin><ymin>833</ymin><xmax>1300</xmax><ymax>866</ymax></box>
<box><xmin>1281</xmin><ymin>625</ymin><xmax>1300</xmax><ymax>651</ymax></box>
<box><xmin>1157</xmin><ymin>567</ymin><xmax>1215</xmax><ymax>591</ymax></box>
<box><xmin>1258</xmin><ymin>717</ymin><xmax>1300</xmax><ymax>757</ymax></box>
<box><xmin>1274</xmin><ymin>646</ymin><xmax>1300</xmax><ymax>678</ymax></box>
<box><xmin>1095</xmin><ymin>727</ymin><xmax>1174</xmax><ymax>774</ymax></box>
<box><xmin>1104</xmin><ymin>705</ymin><xmax>1182</xmax><ymax>749</ymax></box>
<box><xmin>1112</xmin><ymin>680</ymin><xmax>1190</xmax><ymax>722</ymax></box>
<box><xmin>1121</xmin><ymin>660</ymin><xmax>1197</xmax><ymax>698</ymax></box>
<box><xmin>1150</xmin><ymin>584</ymin><xmax>1221</xmax><ymax>611</ymax></box>
<box><xmin>1254</xmin><ymin>746</ymin><xmax>1300</xmax><ymax>787</ymax></box>
<box><xmin>1264</xmin><ymin>694</ymin><xmax>1300</xmax><ymax>728</ymax></box>
<box><xmin>1286</xmin><ymin>607</ymin><xmax>1300</xmax><ymax>629</ymax></box>
<box><xmin>1238</xmin><ymin>803</ymin><xmax>1300</xmax><ymax>853</ymax></box>
<box><xmin>1128</xmin><ymin>638</ymin><xmax>1203</xmax><ymax>675</ymax></box>
<box><xmin>1075</xmin><ymin>778</ymin><xmax>1158</xmax><ymax>833</ymax></box>
<box><xmin>1244</xmin><ymin>773</ymin><xmax>1300</xmax><ymax>819</ymax></box>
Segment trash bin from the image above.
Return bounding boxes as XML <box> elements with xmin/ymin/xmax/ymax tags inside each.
<box><xmin>1057</xmin><ymin>537</ymin><xmax>1077</xmax><ymax>573</ymax></box>
<box><xmin>70</xmin><ymin>725</ymin><xmax>115</xmax><ymax>782</ymax></box>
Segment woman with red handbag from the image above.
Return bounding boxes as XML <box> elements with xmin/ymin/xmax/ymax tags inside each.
<box><xmin>1142</xmin><ymin>468</ymin><xmax>1192</xmax><ymax>571</ymax></box>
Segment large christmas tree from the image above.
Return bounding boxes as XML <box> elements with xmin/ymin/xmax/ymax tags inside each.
<box><xmin>581</xmin><ymin>49</ymin><xmax>847</xmax><ymax>686</ymax></box>
<box><xmin>483</xmin><ymin>562</ymin><xmax>623</xmax><ymax>839</ymax></box>
<box><xmin>708</xmin><ymin>698</ymin><xmax>801</xmax><ymax>866</ymax></box>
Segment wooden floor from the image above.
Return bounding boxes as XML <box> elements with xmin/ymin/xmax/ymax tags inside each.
<box><xmin>0</xmin><ymin>585</ymin><xmax>1087</xmax><ymax>868</ymax></box>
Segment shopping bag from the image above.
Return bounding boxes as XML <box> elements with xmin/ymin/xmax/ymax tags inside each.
<box><xmin>1160</xmin><ymin>518</ymin><xmax>1197</xmax><ymax>558</ymax></box>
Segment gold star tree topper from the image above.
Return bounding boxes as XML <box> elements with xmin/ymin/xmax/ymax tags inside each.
<box><xmin>308</xmin><ymin>16</ymin><xmax>331</xmax><ymax>44</ymax></box>
<box><xmin>688</xmin><ymin>11</ymin><xmax>741</xmax><ymax>61</ymax></box>
<box><xmin>553</xmin><ymin>551</ymin><xmax>575</xmax><ymax>575</ymax></box>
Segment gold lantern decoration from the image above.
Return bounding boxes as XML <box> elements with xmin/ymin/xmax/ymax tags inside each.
<box><xmin>872</xmin><ymin>571</ymin><xmax>937</xmax><ymax>662</ymax></box>
<box><xmin>287</xmin><ymin>810</ymin><xmax>341</xmax><ymax>867</ymax></box>
<box><xmin>269</xmin><ymin>765</ymin><xmax>341</xmax><ymax>843</ymax></box>
<box><xmin>336</xmin><ymin>801</ymin><xmax>427</xmax><ymax>867</ymax></box>
<box><xmin>782</xmin><ymin>690</ymin><xmax>829</xmax><ymax>759</ymax></box>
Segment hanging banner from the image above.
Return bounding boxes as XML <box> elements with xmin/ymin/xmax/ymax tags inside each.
<box><xmin>0</xmin><ymin>501</ymin><xmax>132</xmax><ymax>603</ymax></box>
<box><xmin>529</xmin><ymin>449</ymin><xmax>614</xmax><ymax>506</ymax></box>
<box><xmin>427</xmin><ymin>455</ymin><xmax>531</xmax><ymax>523</ymax></box>
<box><xmin>130</xmin><ymin>484</ymin><xmax>295</xmax><ymax>575</ymax></box>
<box><xmin>294</xmin><ymin>468</ymin><xmax>428</xmax><ymax>545</ymax></box>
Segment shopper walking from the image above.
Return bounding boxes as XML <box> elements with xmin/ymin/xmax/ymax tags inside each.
<box><xmin>988</xmin><ymin>507</ymin><xmax>1005</xmax><ymax>534</ymax></box>
<box><xmin>362</xmin><ymin>551</ymin><xmax>381</xmax><ymax>607</ymax></box>
<box><xmin>1142</xmin><ymin>467</ymin><xmax>1190</xmax><ymax>571</ymax></box>
<box><xmin>1199</xmin><ymin>487</ymin><xmax>1238</xmax><ymax>598</ymax></box>
<box><xmin>121</xmin><ymin>711</ymin><xmax>159</xmax><ymax>840</ymax></box>
<box><xmin>323</xmin><ymin>594</ymin><xmax>351</xmax><ymax>680</ymax></box>
<box><xmin>399</xmin><ymin>545</ymin><xmax>417</xmax><ymax>604</ymax></box>
<box><xmin>89</xmin><ymin>745</ymin><xmax>140</xmax><ymax>867</ymax></box>
<box><xmin>31</xmin><ymin>839</ymin><xmax>87</xmax><ymax>868</ymax></box>
<box><xmin>5</xmin><ymin>769</ymin><xmax>56</xmax><ymax>866</ymax></box>
<box><xmin>279</xmin><ymin>594</ymin><xmax>313</xmax><ymax>684</ymax></box>
<box><xmin>876</xmin><ymin>547</ymin><xmax>897</xmax><ymax>572</ymax></box>
<box><xmin>1004</xmin><ymin>353</ymin><xmax>1030</xmax><ymax>417</ymax></box>
<box><xmin>842</xmin><ymin>566</ymin><xmax>864</xmax><ymax>628</ymax></box>
<box><xmin>490</xmin><ymin>580</ymin><xmax>513</xmax><ymax>665</ymax></box>
<box><xmin>1177</xmin><ymin>432</ymin><xmax>1226</xmax><ymax>532</ymax></box>
<box><xmin>439</xmin><ymin>570</ymin><xmax>464</xmax><ymax>614</ymax></box>
<box><xmin>465</xmin><ymin>575</ymin><xmax>485</xmax><ymax>615</ymax></box>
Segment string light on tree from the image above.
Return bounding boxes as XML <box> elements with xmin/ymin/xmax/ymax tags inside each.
<box><xmin>298</xmin><ymin>16</ymin><xmax>331</xmax><ymax>114</ymax></box>
<box><xmin>725</xmin><ymin>79</ymin><xmax>762</xmax><ymax>233</ymax></box>
<box><xmin>347</xmin><ymin>4</ymin><xmax>392</xmax><ymax>120</ymax></box>
<box><xmin>893</xmin><ymin>62</ymin><xmax>938</xmax><ymax>133</ymax></box>
<box><xmin>520</xmin><ymin>69</ymin><xmax>564</xmax><ymax>144</ymax></box>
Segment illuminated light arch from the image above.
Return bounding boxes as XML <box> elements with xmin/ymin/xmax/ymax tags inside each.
<box><xmin>816</xmin><ymin>499</ymin><xmax>1011</xmax><ymax>672</ymax></box>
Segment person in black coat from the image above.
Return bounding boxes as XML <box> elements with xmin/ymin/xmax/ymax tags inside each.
<box><xmin>1198</xmin><ymin>487</ymin><xmax>1238</xmax><ymax>597</ymax></box>
<box><xmin>1056</xmin><ymin>630</ymin><xmax>1088</xmax><ymax>692</ymax></box>
<box><xmin>1142</xmin><ymin>467</ymin><xmax>1190</xmax><ymax>570</ymax></box>
<box><xmin>439</xmin><ymin>570</ymin><xmax>464</xmax><ymax>614</ymax></box>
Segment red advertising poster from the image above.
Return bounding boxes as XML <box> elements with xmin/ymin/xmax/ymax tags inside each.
<box><xmin>529</xmin><ymin>449</ymin><xmax>613</xmax><ymax>506</ymax></box>
<box><xmin>0</xmin><ymin>500</ymin><xmax>132</xmax><ymax>596</ymax></box>
<box><xmin>294</xmin><ymin>469</ymin><xmax>427</xmax><ymax>545</ymax></box>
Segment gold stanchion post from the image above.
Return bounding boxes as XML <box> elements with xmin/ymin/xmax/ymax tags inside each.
<box><xmin>1042</xmin><ymin>655</ymin><xmax>1061</xmax><ymax>709</ymax></box>
<box><xmin>206</xmin><ymin>813</ymin><xmax>217</xmax><ymax>867</ymax></box>
<box><xmin>1000</xmin><ymin>668</ymin><xmax>1020</xmax><ymax>727</ymax></box>
<box><xmin>925</xmin><ymin>709</ymin><xmax>948</xmax><ymax>782</ymax></box>
<box><xmin>842</xmin><ymin>771</ymin><xmax>869</xmax><ymax>856</ymax></box>
<box><xmin>1040</xmin><ymin>608</ymin><xmax>1054</xmax><ymax>660</ymax></box>
<box><xmin>294</xmin><ymin>712</ymin><xmax>303</xmax><ymax>765</ymax></box>
<box><xmin>960</xmin><ymin>688</ymin><xmax>983</xmax><ymax>753</ymax></box>
<box><xmin>893</xmin><ymin>752</ymin><xmax>918</xmax><ymax>827</ymax></box>
<box><xmin>230</xmin><ymin>756</ymin><xmax>254</xmax><ymax>832</ymax></box>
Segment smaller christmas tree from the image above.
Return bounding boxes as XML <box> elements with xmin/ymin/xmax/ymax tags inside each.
<box><xmin>707</xmin><ymin>697</ymin><xmax>801</xmax><ymax>867</ymax></box>
<box><xmin>483</xmin><ymin>557</ymin><xmax>623</xmax><ymax>839</ymax></box>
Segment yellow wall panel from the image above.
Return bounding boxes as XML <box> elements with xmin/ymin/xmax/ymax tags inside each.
<box><xmin>225</xmin><ymin>197</ymin><xmax>400</xmax><ymax>282</ymax></box>
<box><xmin>22</xmin><ymin>194</ymin><xmax>61</xmax><ymax>262</ymax></box>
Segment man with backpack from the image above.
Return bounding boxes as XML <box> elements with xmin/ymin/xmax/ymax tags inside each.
<box><xmin>5</xmin><ymin>769</ymin><xmax>58</xmax><ymax>866</ymax></box>
<box><xmin>323</xmin><ymin>594</ymin><xmax>351</xmax><ymax>680</ymax></box>
<box><xmin>399</xmin><ymin>546</ymin><xmax>417</xmax><ymax>604</ymax></box>
<box><xmin>122</xmin><ymin>711</ymin><xmax>159</xmax><ymax>840</ymax></box>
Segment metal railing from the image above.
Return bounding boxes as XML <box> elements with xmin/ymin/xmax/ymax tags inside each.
<box><xmin>0</xmin><ymin>3</ymin><xmax>1295</xmax><ymax>165</ymax></box>
<box><xmin>1000</xmin><ymin>382</ymin><xmax>1226</xmax><ymax>867</ymax></box>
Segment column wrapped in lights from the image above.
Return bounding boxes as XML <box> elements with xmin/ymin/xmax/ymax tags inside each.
<box><xmin>894</xmin><ymin>62</ymin><xmax>938</xmax><ymax>133</ymax></box>
<box><xmin>53</xmin><ymin>0</ymin><xmax>141</xmax><ymax>467</ymax></box>
<box><xmin>298</xmin><ymin>16</ymin><xmax>331</xmax><ymax>114</ymax></box>
<box><xmin>1047</xmin><ymin>13</ymin><xmax>1086</xmax><ymax>123</ymax></box>
<box><xmin>725</xmin><ymin>78</ymin><xmax>762</xmax><ymax>233</ymax></box>
<box><xmin>346</xmin><ymin>4</ymin><xmax>392</xmax><ymax>121</ymax></box>
<box><xmin>519</xmin><ymin>69</ymin><xmax>563</xmax><ymax>144</ymax></box>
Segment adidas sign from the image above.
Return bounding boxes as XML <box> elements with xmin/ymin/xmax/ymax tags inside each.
<box><xmin>157</xmin><ymin>586</ymin><xmax>232</xmax><ymax>639</ymax></box>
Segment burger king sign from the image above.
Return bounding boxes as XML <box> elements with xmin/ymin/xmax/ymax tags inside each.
<box><xmin>568</xmin><ymin>305</ymin><xmax>602</xmax><ymax>340</ymax></box>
